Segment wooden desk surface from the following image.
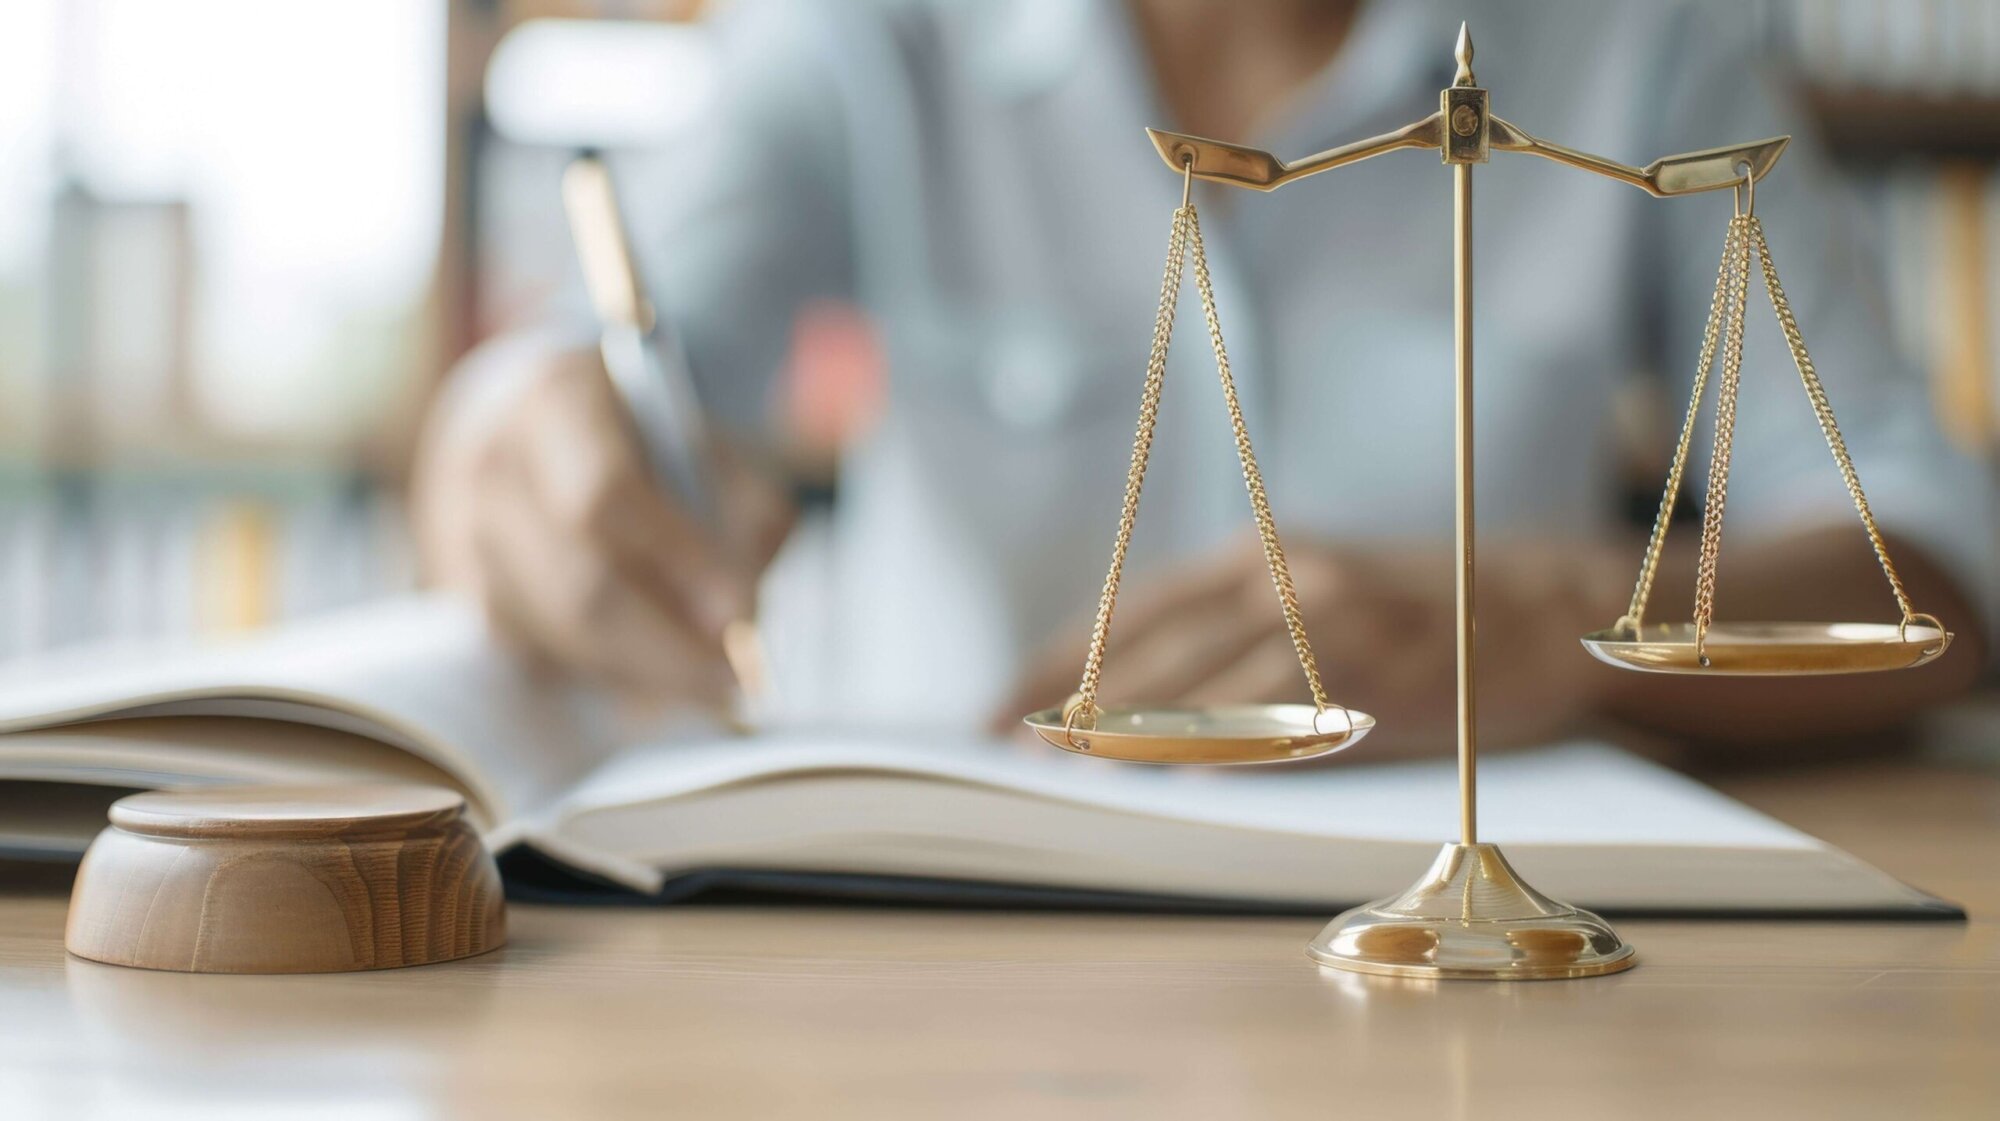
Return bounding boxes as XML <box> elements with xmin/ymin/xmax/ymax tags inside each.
<box><xmin>2</xmin><ymin>759</ymin><xmax>1996</xmax><ymax>1120</ymax></box>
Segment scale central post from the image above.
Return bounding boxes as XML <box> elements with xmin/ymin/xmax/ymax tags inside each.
<box><xmin>1446</xmin><ymin>33</ymin><xmax>1482</xmax><ymax>849</ymax></box>
<box><xmin>1298</xmin><ymin>27</ymin><xmax>1633</xmax><ymax>980</ymax></box>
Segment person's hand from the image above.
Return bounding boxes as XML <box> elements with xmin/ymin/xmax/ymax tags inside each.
<box><xmin>413</xmin><ymin>343</ymin><xmax>794</xmax><ymax>704</ymax></box>
<box><xmin>996</xmin><ymin>535</ymin><xmax>1632</xmax><ymax>754</ymax></box>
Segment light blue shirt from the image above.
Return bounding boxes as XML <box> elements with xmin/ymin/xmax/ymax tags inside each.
<box><xmin>614</xmin><ymin>0</ymin><xmax>1992</xmax><ymax>722</ymax></box>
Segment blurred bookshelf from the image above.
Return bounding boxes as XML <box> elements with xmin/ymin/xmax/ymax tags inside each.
<box><xmin>0</xmin><ymin>0</ymin><xmax>715</xmax><ymax>658</ymax></box>
<box><xmin>1806</xmin><ymin>88</ymin><xmax>2000</xmax><ymax>160</ymax></box>
<box><xmin>1761</xmin><ymin>0</ymin><xmax>2000</xmax><ymax>458</ymax></box>
<box><xmin>0</xmin><ymin>466</ymin><xmax>412</xmax><ymax>658</ymax></box>
<box><xmin>0</xmin><ymin>0</ymin><xmax>443</xmax><ymax>656</ymax></box>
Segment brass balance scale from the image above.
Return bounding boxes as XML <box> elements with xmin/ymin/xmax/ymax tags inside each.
<box><xmin>1023</xmin><ymin>25</ymin><xmax>1952</xmax><ymax>981</ymax></box>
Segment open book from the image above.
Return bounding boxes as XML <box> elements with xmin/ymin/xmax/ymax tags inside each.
<box><xmin>0</xmin><ymin>597</ymin><xmax>1956</xmax><ymax>916</ymax></box>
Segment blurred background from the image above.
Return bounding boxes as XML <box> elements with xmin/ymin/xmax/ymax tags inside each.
<box><xmin>0</xmin><ymin>0</ymin><xmax>1996</xmax><ymax>656</ymax></box>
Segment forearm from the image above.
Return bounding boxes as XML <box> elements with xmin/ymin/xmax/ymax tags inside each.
<box><xmin>1590</xmin><ymin>528</ymin><xmax>1986</xmax><ymax>756</ymax></box>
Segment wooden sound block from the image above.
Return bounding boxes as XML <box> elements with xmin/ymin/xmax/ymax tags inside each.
<box><xmin>66</xmin><ymin>784</ymin><xmax>506</xmax><ymax>974</ymax></box>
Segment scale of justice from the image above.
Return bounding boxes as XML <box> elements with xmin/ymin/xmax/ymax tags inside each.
<box><xmin>1023</xmin><ymin>25</ymin><xmax>1953</xmax><ymax>981</ymax></box>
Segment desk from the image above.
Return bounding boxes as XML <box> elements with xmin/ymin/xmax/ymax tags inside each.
<box><xmin>2</xmin><ymin>759</ymin><xmax>1995</xmax><ymax>1120</ymax></box>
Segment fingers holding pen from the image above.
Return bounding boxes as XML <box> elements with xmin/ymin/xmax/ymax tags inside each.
<box><xmin>414</xmin><ymin>344</ymin><xmax>784</xmax><ymax>707</ymax></box>
<box><xmin>473</xmin><ymin>442</ymin><xmax>737</xmax><ymax>701</ymax></box>
<box><xmin>519</xmin><ymin>356</ymin><xmax>754</xmax><ymax>638</ymax></box>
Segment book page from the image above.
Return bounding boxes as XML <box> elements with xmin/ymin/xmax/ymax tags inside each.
<box><xmin>536</xmin><ymin>737</ymin><xmax>1944</xmax><ymax>912</ymax></box>
<box><xmin>551</xmin><ymin>734</ymin><xmax>1817</xmax><ymax>850</ymax></box>
<box><xmin>0</xmin><ymin>717</ymin><xmax>479</xmax><ymax>821</ymax></box>
<box><xmin>0</xmin><ymin>596</ymin><xmax>616</xmax><ymax>826</ymax></box>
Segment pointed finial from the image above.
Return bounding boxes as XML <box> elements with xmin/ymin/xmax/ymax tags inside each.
<box><xmin>1453</xmin><ymin>22</ymin><xmax>1475</xmax><ymax>86</ymax></box>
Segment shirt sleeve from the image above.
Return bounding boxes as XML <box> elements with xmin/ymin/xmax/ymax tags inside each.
<box><xmin>615</xmin><ymin>0</ymin><xmax>858</xmax><ymax>435</ymax></box>
<box><xmin>1633</xmin><ymin>2</ymin><xmax>1994</xmax><ymax>636</ymax></box>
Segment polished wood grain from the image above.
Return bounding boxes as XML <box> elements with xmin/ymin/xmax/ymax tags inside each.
<box><xmin>2</xmin><ymin>759</ymin><xmax>1995</xmax><ymax>1120</ymax></box>
<box><xmin>64</xmin><ymin>785</ymin><xmax>504</xmax><ymax>973</ymax></box>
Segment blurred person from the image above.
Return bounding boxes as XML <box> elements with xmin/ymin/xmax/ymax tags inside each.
<box><xmin>414</xmin><ymin>0</ymin><xmax>1991</xmax><ymax>757</ymax></box>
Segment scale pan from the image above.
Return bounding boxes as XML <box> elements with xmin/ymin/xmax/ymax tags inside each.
<box><xmin>1023</xmin><ymin>703</ymin><xmax>1374</xmax><ymax>765</ymax></box>
<box><xmin>1581</xmin><ymin>620</ymin><xmax>1949</xmax><ymax>675</ymax></box>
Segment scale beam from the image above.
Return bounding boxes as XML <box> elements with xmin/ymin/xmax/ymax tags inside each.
<box><xmin>1489</xmin><ymin>117</ymin><xmax>1789</xmax><ymax>196</ymax></box>
<box><xmin>1147</xmin><ymin>120</ymin><xmax>1789</xmax><ymax>200</ymax></box>
<box><xmin>1146</xmin><ymin>116</ymin><xmax>1442</xmax><ymax>191</ymax></box>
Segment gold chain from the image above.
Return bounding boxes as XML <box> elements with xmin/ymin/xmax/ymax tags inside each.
<box><xmin>1748</xmin><ymin>219</ymin><xmax>1915</xmax><ymax>622</ymax></box>
<box><xmin>1691</xmin><ymin>215</ymin><xmax>1754</xmax><ymax>661</ymax></box>
<box><xmin>1068</xmin><ymin>195</ymin><xmax>1333</xmax><ymax>734</ymax></box>
<box><xmin>1621</xmin><ymin>217</ymin><xmax>1746</xmax><ymax>631</ymax></box>
<box><xmin>1185</xmin><ymin>206</ymin><xmax>1334</xmax><ymax>713</ymax></box>
<box><xmin>1623</xmin><ymin>206</ymin><xmax>1921</xmax><ymax>662</ymax></box>
<box><xmin>1071</xmin><ymin>205</ymin><xmax>1188</xmax><ymax>723</ymax></box>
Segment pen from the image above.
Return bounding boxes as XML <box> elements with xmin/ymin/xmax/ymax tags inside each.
<box><xmin>559</xmin><ymin>153</ymin><xmax>771</xmax><ymax>707</ymax></box>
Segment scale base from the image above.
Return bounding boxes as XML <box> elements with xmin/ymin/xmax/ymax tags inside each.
<box><xmin>1307</xmin><ymin>842</ymin><xmax>1635</xmax><ymax>981</ymax></box>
